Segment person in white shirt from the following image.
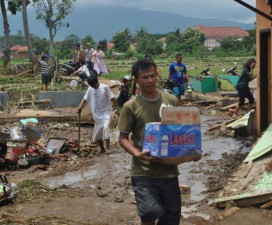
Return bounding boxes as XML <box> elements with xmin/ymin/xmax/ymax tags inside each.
<box><xmin>70</xmin><ymin>60</ymin><xmax>90</xmax><ymax>80</ymax></box>
<box><xmin>77</xmin><ymin>76</ymin><xmax>117</xmax><ymax>153</ymax></box>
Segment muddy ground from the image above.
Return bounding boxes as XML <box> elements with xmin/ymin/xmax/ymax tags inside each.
<box><xmin>0</xmin><ymin>85</ymin><xmax>272</xmax><ymax>225</ymax></box>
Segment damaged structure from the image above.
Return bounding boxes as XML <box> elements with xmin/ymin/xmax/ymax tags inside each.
<box><xmin>214</xmin><ymin>0</ymin><xmax>272</xmax><ymax>208</ymax></box>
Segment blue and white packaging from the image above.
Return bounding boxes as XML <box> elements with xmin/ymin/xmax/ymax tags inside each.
<box><xmin>143</xmin><ymin>107</ymin><xmax>201</xmax><ymax>158</ymax></box>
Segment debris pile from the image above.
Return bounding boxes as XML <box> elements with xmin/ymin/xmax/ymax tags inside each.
<box><xmin>0</xmin><ymin>174</ymin><xmax>18</xmax><ymax>205</ymax></box>
<box><xmin>0</xmin><ymin>118</ymin><xmax>70</xmax><ymax>170</ymax></box>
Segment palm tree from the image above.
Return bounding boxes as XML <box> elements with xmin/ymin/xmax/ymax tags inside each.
<box><xmin>22</xmin><ymin>0</ymin><xmax>36</xmax><ymax>64</ymax></box>
<box><xmin>135</xmin><ymin>26</ymin><xmax>148</xmax><ymax>41</ymax></box>
<box><xmin>0</xmin><ymin>0</ymin><xmax>11</xmax><ymax>66</ymax></box>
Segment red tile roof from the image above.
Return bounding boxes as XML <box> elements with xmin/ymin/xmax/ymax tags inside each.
<box><xmin>10</xmin><ymin>45</ymin><xmax>21</xmax><ymax>51</ymax></box>
<box><xmin>194</xmin><ymin>25</ymin><xmax>249</xmax><ymax>38</ymax></box>
<box><xmin>17</xmin><ymin>46</ymin><xmax>28</xmax><ymax>52</ymax></box>
<box><xmin>10</xmin><ymin>45</ymin><xmax>28</xmax><ymax>52</ymax></box>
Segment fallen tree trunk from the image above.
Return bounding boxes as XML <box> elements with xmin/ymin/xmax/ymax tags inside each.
<box><xmin>15</xmin><ymin>70</ymin><xmax>32</xmax><ymax>77</ymax></box>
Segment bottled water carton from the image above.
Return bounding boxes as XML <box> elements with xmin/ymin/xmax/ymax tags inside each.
<box><xmin>143</xmin><ymin>107</ymin><xmax>201</xmax><ymax>159</ymax></box>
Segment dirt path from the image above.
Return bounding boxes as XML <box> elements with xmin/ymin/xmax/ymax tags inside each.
<box><xmin>0</xmin><ymin>101</ymin><xmax>271</xmax><ymax>224</ymax></box>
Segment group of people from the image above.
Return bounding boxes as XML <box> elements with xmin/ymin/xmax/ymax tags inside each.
<box><xmin>39</xmin><ymin>43</ymin><xmax>110</xmax><ymax>91</ymax></box>
<box><xmin>77</xmin><ymin>53</ymin><xmax>256</xmax><ymax>225</ymax></box>
<box><xmin>40</xmin><ymin>46</ymin><xmax>256</xmax><ymax>224</ymax></box>
<box><xmin>71</xmin><ymin>43</ymin><xmax>109</xmax><ymax>78</ymax></box>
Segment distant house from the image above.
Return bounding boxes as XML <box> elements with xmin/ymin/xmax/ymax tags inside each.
<box><xmin>10</xmin><ymin>45</ymin><xmax>29</xmax><ymax>59</ymax></box>
<box><xmin>10</xmin><ymin>45</ymin><xmax>21</xmax><ymax>58</ymax></box>
<box><xmin>193</xmin><ymin>25</ymin><xmax>249</xmax><ymax>50</ymax></box>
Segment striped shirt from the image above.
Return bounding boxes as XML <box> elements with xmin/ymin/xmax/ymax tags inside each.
<box><xmin>40</xmin><ymin>60</ymin><xmax>48</xmax><ymax>76</ymax></box>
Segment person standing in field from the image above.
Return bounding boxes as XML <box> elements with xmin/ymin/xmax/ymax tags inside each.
<box><xmin>72</xmin><ymin>43</ymin><xmax>85</xmax><ymax>70</ymax></box>
<box><xmin>78</xmin><ymin>76</ymin><xmax>117</xmax><ymax>153</ymax></box>
<box><xmin>84</xmin><ymin>42</ymin><xmax>94</xmax><ymax>71</ymax></box>
<box><xmin>92</xmin><ymin>45</ymin><xmax>109</xmax><ymax>75</ymax></box>
<box><xmin>118</xmin><ymin>57</ymin><xmax>200</xmax><ymax>225</ymax></box>
<box><xmin>230</xmin><ymin>58</ymin><xmax>256</xmax><ymax>118</ymax></box>
<box><xmin>40</xmin><ymin>55</ymin><xmax>49</xmax><ymax>91</ymax></box>
<box><xmin>168</xmin><ymin>53</ymin><xmax>188</xmax><ymax>101</ymax></box>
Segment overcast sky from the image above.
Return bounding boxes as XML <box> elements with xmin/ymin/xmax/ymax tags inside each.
<box><xmin>75</xmin><ymin>0</ymin><xmax>256</xmax><ymax>24</ymax></box>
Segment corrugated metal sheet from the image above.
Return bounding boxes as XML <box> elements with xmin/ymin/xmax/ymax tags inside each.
<box><xmin>226</xmin><ymin>110</ymin><xmax>253</xmax><ymax>129</ymax></box>
<box><xmin>244</xmin><ymin>123</ymin><xmax>272</xmax><ymax>162</ymax></box>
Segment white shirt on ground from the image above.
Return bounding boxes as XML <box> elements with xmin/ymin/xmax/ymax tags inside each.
<box><xmin>77</xmin><ymin>65</ymin><xmax>90</xmax><ymax>77</ymax></box>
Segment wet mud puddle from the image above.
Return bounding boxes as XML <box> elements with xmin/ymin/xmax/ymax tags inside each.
<box><xmin>180</xmin><ymin>114</ymin><xmax>244</xmax><ymax>219</ymax></box>
<box><xmin>44</xmin><ymin>114</ymin><xmax>246</xmax><ymax>220</ymax></box>
<box><xmin>46</xmin><ymin>167</ymin><xmax>99</xmax><ymax>188</ymax></box>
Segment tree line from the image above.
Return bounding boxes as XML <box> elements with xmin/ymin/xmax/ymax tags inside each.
<box><xmin>0</xmin><ymin>0</ymin><xmax>256</xmax><ymax>67</ymax></box>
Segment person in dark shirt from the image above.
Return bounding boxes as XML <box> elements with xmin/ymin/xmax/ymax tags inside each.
<box><xmin>117</xmin><ymin>75</ymin><xmax>132</xmax><ymax>110</ymax></box>
<box><xmin>230</xmin><ymin>58</ymin><xmax>256</xmax><ymax>118</ymax></box>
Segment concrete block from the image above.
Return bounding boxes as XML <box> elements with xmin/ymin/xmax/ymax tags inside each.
<box><xmin>38</xmin><ymin>91</ymin><xmax>85</xmax><ymax>108</ymax></box>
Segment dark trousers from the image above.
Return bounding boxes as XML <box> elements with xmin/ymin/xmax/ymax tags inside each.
<box><xmin>237</xmin><ymin>87</ymin><xmax>255</xmax><ymax>107</ymax></box>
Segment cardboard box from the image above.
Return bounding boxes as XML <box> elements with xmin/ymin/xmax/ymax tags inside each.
<box><xmin>143</xmin><ymin>123</ymin><xmax>201</xmax><ymax>157</ymax></box>
<box><xmin>143</xmin><ymin>107</ymin><xmax>201</xmax><ymax>158</ymax></box>
<box><xmin>161</xmin><ymin>107</ymin><xmax>200</xmax><ymax>125</ymax></box>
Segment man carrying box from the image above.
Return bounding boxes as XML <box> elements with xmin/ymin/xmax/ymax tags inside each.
<box><xmin>118</xmin><ymin>57</ymin><xmax>201</xmax><ymax>225</ymax></box>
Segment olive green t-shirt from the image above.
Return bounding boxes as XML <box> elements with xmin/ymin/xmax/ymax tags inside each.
<box><xmin>118</xmin><ymin>92</ymin><xmax>180</xmax><ymax>178</ymax></box>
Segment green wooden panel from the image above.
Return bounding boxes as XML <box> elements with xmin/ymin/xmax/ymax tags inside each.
<box><xmin>244</xmin><ymin>123</ymin><xmax>272</xmax><ymax>162</ymax></box>
<box><xmin>218</xmin><ymin>75</ymin><xmax>238</xmax><ymax>91</ymax></box>
<box><xmin>190</xmin><ymin>76</ymin><xmax>217</xmax><ymax>93</ymax></box>
<box><xmin>218</xmin><ymin>75</ymin><xmax>239</xmax><ymax>87</ymax></box>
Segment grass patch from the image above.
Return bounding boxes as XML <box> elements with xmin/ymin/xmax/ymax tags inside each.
<box><xmin>0</xmin><ymin>56</ymin><xmax>249</xmax><ymax>98</ymax></box>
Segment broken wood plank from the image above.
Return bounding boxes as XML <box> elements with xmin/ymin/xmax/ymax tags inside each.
<box><xmin>260</xmin><ymin>200</ymin><xmax>272</xmax><ymax>209</ymax></box>
<box><xmin>18</xmin><ymin>99</ymin><xmax>51</xmax><ymax>105</ymax></box>
<box><xmin>206</xmin><ymin>117</ymin><xmax>242</xmax><ymax>133</ymax></box>
<box><xmin>15</xmin><ymin>70</ymin><xmax>32</xmax><ymax>77</ymax></box>
<box><xmin>242</xmin><ymin>161</ymin><xmax>253</xmax><ymax>178</ymax></box>
<box><xmin>83</xmin><ymin>144</ymin><xmax>99</xmax><ymax>148</ymax></box>
<box><xmin>220</xmin><ymin>100</ymin><xmax>249</xmax><ymax>111</ymax></box>
<box><xmin>215</xmin><ymin>192</ymin><xmax>272</xmax><ymax>208</ymax></box>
